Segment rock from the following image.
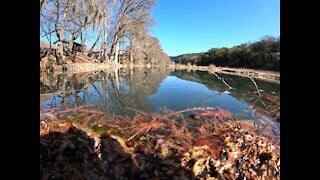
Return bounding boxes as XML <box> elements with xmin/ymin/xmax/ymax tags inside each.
<box><xmin>200</xmin><ymin>108</ymin><xmax>233</xmax><ymax>121</ymax></box>
<box><xmin>189</xmin><ymin>114</ymin><xmax>201</xmax><ymax>120</ymax></box>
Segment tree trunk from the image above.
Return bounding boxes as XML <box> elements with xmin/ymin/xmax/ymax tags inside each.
<box><xmin>110</xmin><ymin>11</ymin><xmax>122</xmax><ymax>64</ymax></box>
<box><xmin>130</xmin><ymin>49</ymin><xmax>133</xmax><ymax>67</ymax></box>
<box><xmin>67</xmin><ymin>28</ymin><xmax>83</xmax><ymax>56</ymax></box>
<box><xmin>103</xmin><ymin>16</ymin><xmax>110</xmax><ymax>62</ymax></box>
<box><xmin>56</xmin><ymin>5</ymin><xmax>68</xmax><ymax>65</ymax></box>
<box><xmin>114</xmin><ymin>41</ymin><xmax>119</xmax><ymax>64</ymax></box>
<box><xmin>89</xmin><ymin>28</ymin><xmax>101</xmax><ymax>54</ymax></box>
<box><xmin>129</xmin><ymin>41</ymin><xmax>133</xmax><ymax>67</ymax></box>
<box><xmin>67</xmin><ymin>41</ymin><xmax>74</xmax><ymax>56</ymax></box>
<box><xmin>114</xmin><ymin>68</ymin><xmax>120</xmax><ymax>92</ymax></box>
<box><xmin>130</xmin><ymin>65</ymin><xmax>133</xmax><ymax>81</ymax></box>
<box><xmin>49</xmin><ymin>33</ymin><xmax>52</xmax><ymax>49</ymax></box>
<box><xmin>80</xmin><ymin>32</ymin><xmax>87</xmax><ymax>56</ymax></box>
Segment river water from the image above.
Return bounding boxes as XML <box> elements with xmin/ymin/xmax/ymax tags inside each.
<box><xmin>40</xmin><ymin>67</ymin><xmax>280</xmax><ymax>145</ymax></box>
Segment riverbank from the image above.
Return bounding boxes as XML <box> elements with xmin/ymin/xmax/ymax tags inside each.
<box><xmin>40</xmin><ymin>56</ymin><xmax>280</xmax><ymax>84</ymax></box>
<box><xmin>174</xmin><ymin>64</ymin><xmax>280</xmax><ymax>84</ymax></box>
<box><xmin>40</xmin><ymin>105</ymin><xmax>280</xmax><ymax>179</ymax></box>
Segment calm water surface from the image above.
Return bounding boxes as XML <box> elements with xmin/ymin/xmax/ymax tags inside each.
<box><xmin>40</xmin><ymin>68</ymin><xmax>280</xmax><ymax>143</ymax></box>
<box><xmin>41</xmin><ymin>69</ymin><xmax>279</xmax><ymax>117</ymax></box>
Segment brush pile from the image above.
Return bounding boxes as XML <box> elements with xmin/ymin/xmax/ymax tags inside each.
<box><xmin>40</xmin><ymin>106</ymin><xmax>280</xmax><ymax>179</ymax></box>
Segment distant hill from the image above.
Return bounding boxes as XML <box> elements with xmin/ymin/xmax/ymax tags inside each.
<box><xmin>170</xmin><ymin>53</ymin><xmax>203</xmax><ymax>64</ymax></box>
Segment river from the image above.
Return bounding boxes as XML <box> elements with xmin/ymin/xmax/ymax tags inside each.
<box><xmin>40</xmin><ymin>67</ymin><xmax>280</xmax><ymax>145</ymax></box>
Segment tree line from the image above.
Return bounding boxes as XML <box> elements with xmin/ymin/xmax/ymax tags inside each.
<box><xmin>40</xmin><ymin>0</ymin><xmax>170</xmax><ymax>66</ymax></box>
<box><xmin>172</xmin><ymin>36</ymin><xmax>280</xmax><ymax>71</ymax></box>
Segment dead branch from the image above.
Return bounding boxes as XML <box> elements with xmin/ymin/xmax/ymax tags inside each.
<box><xmin>126</xmin><ymin>107</ymin><xmax>150</xmax><ymax>116</ymax></box>
<box><xmin>76</xmin><ymin>109</ymin><xmax>105</xmax><ymax>115</ymax></box>
<box><xmin>82</xmin><ymin>114</ymin><xmax>96</xmax><ymax>126</ymax></box>
<box><xmin>250</xmin><ymin>77</ymin><xmax>261</xmax><ymax>97</ymax></box>
<box><xmin>212</xmin><ymin>73</ymin><xmax>234</xmax><ymax>90</ymax></box>
<box><xmin>55</xmin><ymin>105</ymin><xmax>92</xmax><ymax>113</ymax></box>
<box><xmin>162</xmin><ymin>107</ymin><xmax>216</xmax><ymax>119</ymax></box>
<box><xmin>127</xmin><ymin>132</ymin><xmax>140</xmax><ymax>141</ymax></box>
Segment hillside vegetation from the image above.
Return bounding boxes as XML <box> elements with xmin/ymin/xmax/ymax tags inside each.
<box><xmin>170</xmin><ymin>36</ymin><xmax>280</xmax><ymax>71</ymax></box>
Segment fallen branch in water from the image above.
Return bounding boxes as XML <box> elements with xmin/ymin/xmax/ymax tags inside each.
<box><xmin>56</xmin><ymin>108</ymin><xmax>105</xmax><ymax>116</ymax></box>
<box><xmin>98</xmin><ymin>114</ymin><xmax>108</xmax><ymax>121</ymax></box>
<box><xmin>126</xmin><ymin>107</ymin><xmax>150</xmax><ymax>116</ymax></box>
<box><xmin>162</xmin><ymin>107</ymin><xmax>216</xmax><ymax>119</ymax></box>
<box><xmin>55</xmin><ymin>105</ymin><xmax>92</xmax><ymax>113</ymax></box>
<box><xmin>212</xmin><ymin>73</ymin><xmax>234</xmax><ymax>90</ymax></box>
<box><xmin>76</xmin><ymin>109</ymin><xmax>105</xmax><ymax>115</ymax></box>
<box><xmin>250</xmin><ymin>77</ymin><xmax>261</xmax><ymax>97</ymax></box>
<box><xmin>82</xmin><ymin>114</ymin><xmax>96</xmax><ymax>126</ymax></box>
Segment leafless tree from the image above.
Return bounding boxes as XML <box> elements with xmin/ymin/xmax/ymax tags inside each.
<box><xmin>40</xmin><ymin>0</ymin><xmax>170</xmax><ymax>66</ymax></box>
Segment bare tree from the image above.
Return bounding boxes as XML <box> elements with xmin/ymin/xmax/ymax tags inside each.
<box><xmin>108</xmin><ymin>0</ymin><xmax>155</xmax><ymax>64</ymax></box>
<box><xmin>40</xmin><ymin>0</ymin><xmax>47</xmax><ymax>14</ymax></box>
<box><xmin>40</xmin><ymin>0</ymin><xmax>170</xmax><ymax>66</ymax></box>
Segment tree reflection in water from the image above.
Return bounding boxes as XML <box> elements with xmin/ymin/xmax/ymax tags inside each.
<box><xmin>40</xmin><ymin>68</ymin><xmax>279</xmax><ymax>121</ymax></box>
<box><xmin>40</xmin><ymin>67</ymin><xmax>173</xmax><ymax>115</ymax></box>
<box><xmin>41</xmin><ymin>68</ymin><xmax>280</xmax><ymax>145</ymax></box>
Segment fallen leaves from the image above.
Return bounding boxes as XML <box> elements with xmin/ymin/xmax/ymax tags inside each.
<box><xmin>194</xmin><ymin>138</ymin><xmax>221</xmax><ymax>158</ymax></box>
<box><xmin>181</xmin><ymin>124</ymin><xmax>280</xmax><ymax>179</ymax></box>
<box><xmin>40</xmin><ymin>106</ymin><xmax>280</xmax><ymax>179</ymax></box>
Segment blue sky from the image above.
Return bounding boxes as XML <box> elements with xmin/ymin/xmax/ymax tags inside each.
<box><xmin>150</xmin><ymin>0</ymin><xmax>280</xmax><ymax>56</ymax></box>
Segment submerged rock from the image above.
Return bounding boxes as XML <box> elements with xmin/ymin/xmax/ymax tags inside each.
<box><xmin>189</xmin><ymin>113</ymin><xmax>201</xmax><ymax>120</ymax></box>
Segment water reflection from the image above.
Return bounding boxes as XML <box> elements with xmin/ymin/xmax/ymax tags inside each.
<box><xmin>171</xmin><ymin>71</ymin><xmax>280</xmax><ymax>119</ymax></box>
<box><xmin>40</xmin><ymin>67</ymin><xmax>172</xmax><ymax>116</ymax></box>
<box><xmin>40</xmin><ymin>68</ymin><xmax>280</xmax><ymax>121</ymax></box>
<box><xmin>41</xmin><ymin>68</ymin><xmax>280</xmax><ymax>146</ymax></box>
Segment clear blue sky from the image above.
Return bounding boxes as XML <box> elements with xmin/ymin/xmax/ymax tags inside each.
<box><xmin>150</xmin><ymin>0</ymin><xmax>280</xmax><ymax>56</ymax></box>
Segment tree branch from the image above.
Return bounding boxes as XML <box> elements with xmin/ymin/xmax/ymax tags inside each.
<box><xmin>250</xmin><ymin>77</ymin><xmax>262</xmax><ymax>97</ymax></box>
